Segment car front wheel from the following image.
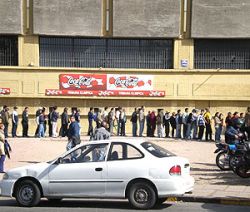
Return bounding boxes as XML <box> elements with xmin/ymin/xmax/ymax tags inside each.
<box><xmin>15</xmin><ymin>180</ymin><xmax>41</xmax><ymax>207</ymax></box>
<box><xmin>128</xmin><ymin>182</ymin><xmax>157</xmax><ymax>209</ymax></box>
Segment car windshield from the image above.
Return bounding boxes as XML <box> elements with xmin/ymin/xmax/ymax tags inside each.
<box><xmin>141</xmin><ymin>142</ymin><xmax>175</xmax><ymax>158</ymax></box>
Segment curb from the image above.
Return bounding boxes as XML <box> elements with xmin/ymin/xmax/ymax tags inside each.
<box><xmin>166</xmin><ymin>196</ymin><xmax>250</xmax><ymax>206</ymax></box>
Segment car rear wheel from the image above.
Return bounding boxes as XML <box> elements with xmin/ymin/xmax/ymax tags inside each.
<box><xmin>15</xmin><ymin>180</ymin><xmax>41</xmax><ymax>207</ymax></box>
<box><xmin>128</xmin><ymin>182</ymin><xmax>157</xmax><ymax>209</ymax></box>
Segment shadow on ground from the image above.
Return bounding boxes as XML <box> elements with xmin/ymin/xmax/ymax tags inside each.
<box><xmin>0</xmin><ymin>198</ymin><xmax>172</xmax><ymax>210</ymax></box>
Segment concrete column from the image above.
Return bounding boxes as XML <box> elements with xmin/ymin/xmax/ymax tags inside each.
<box><xmin>18</xmin><ymin>35</ymin><xmax>39</xmax><ymax>67</ymax></box>
<box><xmin>174</xmin><ymin>39</ymin><xmax>194</xmax><ymax>70</ymax></box>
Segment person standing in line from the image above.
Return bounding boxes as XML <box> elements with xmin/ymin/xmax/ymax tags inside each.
<box><xmin>116</xmin><ymin>107</ymin><xmax>121</xmax><ymax>136</ymax></box>
<box><xmin>120</xmin><ymin>108</ymin><xmax>127</xmax><ymax>136</ymax></box>
<box><xmin>108</xmin><ymin>108</ymin><xmax>115</xmax><ymax>135</ymax></box>
<box><xmin>182</xmin><ymin>108</ymin><xmax>189</xmax><ymax>139</ymax></box>
<box><xmin>35</xmin><ymin>107</ymin><xmax>42</xmax><ymax>137</ymax></box>
<box><xmin>75</xmin><ymin>109</ymin><xmax>81</xmax><ymax>136</ymax></box>
<box><xmin>164</xmin><ymin>111</ymin><xmax>171</xmax><ymax>138</ymax></box>
<box><xmin>186</xmin><ymin>112</ymin><xmax>193</xmax><ymax>139</ymax></box>
<box><xmin>191</xmin><ymin>109</ymin><xmax>198</xmax><ymax>139</ymax></box>
<box><xmin>101</xmin><ymin>107</ymin><xmax>109</xmax><ymax>122</ymax></box>
<box><xmin>225</xmin><ymin>112</ymin><xmax>232</xmax><ymax>126</ymax></box>
<box><xmin>11</xmin><ymin>106</ymin><xmax>18</xmax><ymax>137</ymax></box>
<box><xmin>60</xmin><ymin>107</ymin><xmax>69</xmax><ymax>137</ymax></box>
<box><xmin>0</xmin><ymin>105</ymin><xmax>10</xmax><ymax>138</ymax></box>
<box><xmin>0</xmin><ymin>124</ymin><xmax>6</xmax><ymax>173</ymax></box>
<box><xmin>87</xmin><ymin>107</ymin><xmax>94</xmax><ymax>136</ymax></box>
<box><xmin>156</xmin><ymin>110</ymin><xmax>164</xmax><ymax>138</ymax></box>
<box><xmin>245</xmin><ymin>107</ymin><xmax>250</xmax><ymax>141</ymax></box>
<box><xmin>214</xmin><ymin>112</ymin><xmax>222</xmax><ymax>142</ymax></box>
<box><xmin>150</xmin><ymin>111</ymin><xmax>156</xmax><ymax>137</ymax></box>
<box><xmin>197</xmin><ymin>109</ymin><xmax>206</xmax><ymax>141</ymax></box>
<box><xmin>204</xmin><ymin>108</ymin><xmax>213</xmax><ymax>141</ymax></box>
<box><xmin>175</xmin><ymin>109</ymin><xmax>182</xmax><ymax>139</ymax></box>
<box><xmin>170</xmin><ymin>112</ymin><xmax>176</xmax><ymax>138</ymax></box>
<box><xmin>48</xmin><ymin>107</ymin><xmax>53</xmax><ymax>137</ymax></box>
<box><xmin>51</xmin><ymin>106</ymin><xmax>59</xmax><ymax>138</ymax></box>
<box><xmin>38</xmin><ymin>110</ymin><xmax>46</xmax><ymax>138</ymax></box>
<box><xmin>131</xmin><ymin>108</ymin><xmax>138</xmax><ymax>137</ymax></box>
<box><xmin>139</xmin><ymin>106</ymin><xmax>145</xmax><ymax>137</ymax></box>
<box><xmin>146</xmin><ymin>111</ymin><xmax>151</xmax><ymax>137</ymax></box>
<box><xmin>21</xmin><ymin>107</ymin><xmax>29</xmax><ymax>137</ymax></box>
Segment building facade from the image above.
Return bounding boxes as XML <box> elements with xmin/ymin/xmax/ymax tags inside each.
<box><xmin>0</xmin><ymin>0</ymin><xmax>250</xmax><ymax>134</ymax></box>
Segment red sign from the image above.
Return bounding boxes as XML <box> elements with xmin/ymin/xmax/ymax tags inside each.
<box><xmin>0</xmin><ymin>88</ymin><xmax>10</xmax><ymax>95</ymax></box>
<box><xmin>46</xmin><ymin>89</ymin><xmax>165</xmax><ymax>97</ymax></box>
<box><xmin>59</xmin><ymin>74</ymin><xmax>107</xmax><ymax>90</ymax></box>
<box><xmin>107</xmin><ymin>74</ymin><xmax>153</xmax><ymax>90</ymax></box>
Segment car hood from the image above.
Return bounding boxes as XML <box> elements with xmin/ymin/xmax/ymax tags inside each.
<box><xmin>6</xmin><ymin>162</ymin><xmax>51</xmax><ymax>179</ymax></box>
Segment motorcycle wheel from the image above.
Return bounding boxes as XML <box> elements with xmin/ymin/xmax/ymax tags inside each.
<box><xmin>235</xmin><ymin>164</ymin><xmax>250</xmax><ymax>178</ymax></box>
<box><xmin>216</xmin><ymin>151</ymin><xmax>230</xmax><ymax>171</ymax></box>
<box><xmin>229</xmin><ymin>155</ymin><xmax>243</xmax><ymax>173</ymax></box>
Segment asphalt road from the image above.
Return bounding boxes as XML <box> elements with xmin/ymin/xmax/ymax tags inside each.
<box><xmin>0</xmin><ymin>198</ymin><xmax>250</xmax><ymax>212</ymax></box>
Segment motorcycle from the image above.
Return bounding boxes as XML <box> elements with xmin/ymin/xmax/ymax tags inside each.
<box><xmin>234</xmin><ymin>142</ymin><xmax>250</xmax><ymax>178</ymax></box>
<box><xmin>215</xmin><ymin>142</ymin><xmax>234</xmax><ymax>171</ymax></box>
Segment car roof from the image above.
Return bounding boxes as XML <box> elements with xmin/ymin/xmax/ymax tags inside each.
<box><xmin>80</xmin><ymin>138</ymin><xmax>146</xmax><ymax>146</ymax></box>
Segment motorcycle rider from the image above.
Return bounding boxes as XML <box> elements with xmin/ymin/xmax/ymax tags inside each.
<box><xmin>225</xmin><ymin>119</ymin><xmax>242</xmax><ymax>144</ymax></box>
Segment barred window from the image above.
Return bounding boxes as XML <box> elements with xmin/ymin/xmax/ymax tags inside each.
<box><xmin>194</xmin><ymin>40</ymin><xmax>250</xmax><ymax>69</ymax></box>
<box><xmin>40</xmin><ymin>37</ymin><xmax>173</xmax><ymax>69</ymax></box>
<box><xmin>0</xmin><ymin>36</ymin><xmax>18</xmax><ymax>66</ymax></box>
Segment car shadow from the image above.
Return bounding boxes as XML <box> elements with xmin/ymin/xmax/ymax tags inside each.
<box><xmin>0</xmin><ymin>198</ymin><xmax>172</xmax><ymax>210</ymax></box>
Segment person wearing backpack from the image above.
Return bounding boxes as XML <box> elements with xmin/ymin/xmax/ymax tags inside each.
<box><xmin>175</xmin><ymin>109</ymin><xmax>182</xmax><ymax>139</ymax></box>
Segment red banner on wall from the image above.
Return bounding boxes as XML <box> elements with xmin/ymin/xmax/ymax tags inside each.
<box><xmin>46</xmin><ymin>89</ymin><xmax>165</xmax><ymax>97</ymax></box>
<box><xmin>0</xmin><ymin>88</ymin><xmax>10</xmax><ymax>95</ymax></box>
<box><xmin>59</xmin><ymin>74</ymin><xmax>107</xmax><ymax>90</ymax></box>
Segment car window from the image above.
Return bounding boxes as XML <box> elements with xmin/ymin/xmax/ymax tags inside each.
<box><xmin>108</xmin><ymin>143</ymin><xmax>144</xmax><ymax>161</ymax></box>
<box><xmin>141</xmin><ymin>142</ymin><xmax>175</xmax><ymax>158</ymax></box>
<box><xmin>62</xmin><ymin>143</ymin><xmax>108</xmax><ymax>164</ymax></box>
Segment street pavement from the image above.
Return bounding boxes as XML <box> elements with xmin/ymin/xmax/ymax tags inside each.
<box><xmin>1</xmin><ymin>136</ymin><xmax>250</xmax><ymax>206</ymax></box>
<box><xmin>0</xmin><ymin>200</ymin><xmax>250</xmax><ymax>212</ymax></box>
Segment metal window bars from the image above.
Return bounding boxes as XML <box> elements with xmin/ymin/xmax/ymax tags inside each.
<box><xmin>0</xmin><ymin>36</ymin><xmax>18</xmax><ymax>66</ymax></box>
<box><xmin>40</xmin><ymin>37</ymin><xmax>173</xmax><ymax>69</ymax></box>
<box><xmin>194</xmin><ymin>39</ymin><xmax>250</xmax><ymax>69</ymax></box>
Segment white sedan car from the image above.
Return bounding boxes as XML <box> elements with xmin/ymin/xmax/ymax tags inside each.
<box><xmin>0</xmin><ymin>140</ymin><xmax>194</xmax><ymax>209</ymax></box>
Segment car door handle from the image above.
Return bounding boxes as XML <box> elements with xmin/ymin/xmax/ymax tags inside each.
<box><xmin>95</xmin><ymin>168</ymin><xmax>103</xmax><ymax>172</ymax></box>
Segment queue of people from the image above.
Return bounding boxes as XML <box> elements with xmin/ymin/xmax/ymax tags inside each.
<box><xmin>0</xmin><ymin>105</ymin><xmax>249</xmax><ymax>143</ymax></box>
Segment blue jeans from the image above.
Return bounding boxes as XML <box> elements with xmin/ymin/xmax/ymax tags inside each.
<box><xmin>0</xmin><ymin>155</ymin><xmax>6</xmax><ymax>172</ymax></box>
<box><xmin>132</xmin><ymin>122</ymin><xmax>137</xmax><ymax>137</ymax></box>
<box><xmin>215</xmin><ymin>126</ymin><xmax>222</xmax><ymax>142</ymax></box>
<box><xmin>176</xmin><ymin>124</ymin><xmax>182</xmax><ymax>138</ymax></box>
<box><xmin>39</xmin><ymin>123</ymin><xmax>45</xmax><ymax>137</ymax></box>
<box><xmin>191</xmin><ymin>122</ymin><xmax>198</xmax><ymax>139</ymax></box>
<box><xmin>139</xmin><ymin>121</ymin><xmax>145</xmax><ymax>137</ymax></box>
<box><xmin>186</xmin><ymin>123</ymin><xmax>191</xmax><ymax>139</ymax></box>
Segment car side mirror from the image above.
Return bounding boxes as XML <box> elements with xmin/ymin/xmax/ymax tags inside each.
<box><xmin>55</xmin><ymin>157</ymin><xmax>63</xmax><ymax>164</ymax></box>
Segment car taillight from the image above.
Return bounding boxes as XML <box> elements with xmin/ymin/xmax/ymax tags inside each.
<box><xmin>169</xmin><ymin>165</ymin><xmax>181</xmax><ymax>176</ymax></box>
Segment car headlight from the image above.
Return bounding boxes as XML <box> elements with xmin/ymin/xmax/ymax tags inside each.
<box><xmin>2</xmin><ymin>173</ymin><xmax>9</xmax><ymax>180</ymax></box>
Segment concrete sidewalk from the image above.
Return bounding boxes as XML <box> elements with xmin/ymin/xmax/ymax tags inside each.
<box><xmin>1</xmin><ymin>136</ymin><xmax>250</xmax><ymax>205</ymax></box>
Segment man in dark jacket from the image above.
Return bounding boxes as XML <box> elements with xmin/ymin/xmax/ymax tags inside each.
<box><xmin>0</xmin><ymin>105</ymin><xmax>10</xmax><ymax>138</ymax></box>
<box><xmin>87</xmin><ymin>107</ymin><xmax>94</xmax><ymax>136</ymax></box>
<box><xmin>21</xmin><ymin>107</ymin><xmax>29</xmax><ymax>137</ymax></box>
<box><xmin>60</xmin><ymin>107</ymin><xmax>69</xmax><ymax>137</ymax></box>
<box><xmin>131</xmin><ymin>108</ymin><xmax>138</xmax><ymax>137</ymax></box>
<box><xmin>67</xmin><ymin>116</ymin><xmax>80</xmax><ymax>150</ymax></box>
